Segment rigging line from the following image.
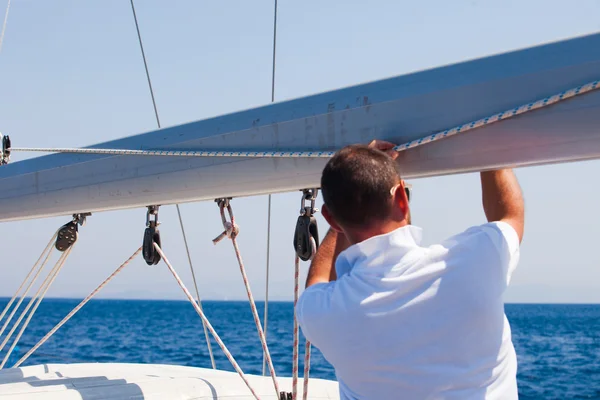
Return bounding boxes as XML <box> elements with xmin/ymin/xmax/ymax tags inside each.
<box><xmin>12</xmin><ymin>78</ymin><xmax>600</xmax><ymax>159</ymax></box>
<box><xmin>129</xmin><ymin>0</ymin><xmax>215</xmax><ymax>369</ymax></box>
<box><xmin>176</xmin><ymin>205</ymin><xmax>216</xmax><ymax>370</ymax></box>
<box><xmin>270</xmin><ymin>0</ymin><xmax>278</xmax><ymax>104</ymax></box>
<box><xmin>13</xmin><ymin>247</ymin><xmax>142</xmax><ymax>368</ymax></box>
<box><xmin>0</xmin><ymin>248</ymin><xmax>66</xmax><ymax>352</ymax></box>
<box><xmin>0</xmin><ymin>233</ymin><xmax>57</xmax><ymax>339</ymax></box>
<box><xmin>213</xmin><ymin>201</ymin><xmax>281</xmax><ymax>397</ymax></box>
<box><xmin>129</xmin><ymin>0</ymin><xmax>160</xmax><ymax>128</ymax></box>
<box><xmin>263</xmin><ymin>0</ymin><xmax>278</xmax><ymax>378</ymax></box>
<box><xmin>293</xmin><ymin>237</ymin><xmax>316</xmax><ymax>400</ymax></box>
<box><xmin>262</xmin><ymin>194</ymin><xmax>272</xmax><ymax>377</ymax></box>
<box><xmin>0</xmin><ymin>0</ymin><xmax>11</xmax><ymax>56</ymax></box>
<box><xmin>292</xmin><ymin>255</ymin><xmax>300</xmax><ymax>400</ymax></box>
<box><xmin>0</xmin><ymin>230</ymin><xmax>58</xmax><ymax>325</ymax></box>
<box><xmin>303</xmin><ymin>341</ymin><xmax>311</xmax><ymax>400</ymax></box>
<box><xmin>0</xmin><ymin>247</ymin><xmax>73</xmax><ymax>369</ymax></box>
<box><xmin>153</xmin><ymin>243</ymin><xmax>261</xmax><ymax>400</ymax></box>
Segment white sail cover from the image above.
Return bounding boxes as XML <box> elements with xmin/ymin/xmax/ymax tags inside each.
<box><xmin>0</xmin><ymin>32</ymin><xmax>599</xmax><ymax>222</ymax></box>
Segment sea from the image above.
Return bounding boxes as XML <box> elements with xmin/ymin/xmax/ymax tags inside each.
<box><xmin>0</xmin><ymin>299</ymin><xmax>598</xmax><ymax>399</ymax></box>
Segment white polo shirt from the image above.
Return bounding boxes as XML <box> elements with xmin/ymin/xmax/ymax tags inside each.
<box><xmin>296</xmin><ymin>222</ymin><xmax>520</xmax><ymax>400</ymax></box>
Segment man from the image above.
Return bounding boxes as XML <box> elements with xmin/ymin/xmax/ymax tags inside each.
<box><xmin>295</xmin><ymin>140</ymin><xmax>524</xmax><ymax>399</ymax></box>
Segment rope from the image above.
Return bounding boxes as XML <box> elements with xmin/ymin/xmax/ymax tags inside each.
<box><xmin>292</xmin><ymin>255</ymin><xmax>300</xmax><ymax>400</ymax></box>
<box><xmin>263</xmin><ymin>0</ymin><xmax>278</xmax><ymax>377</ymax></box>
<box><xmin>262</xmin><ymin>194</ymin><xmax>272</xmax><ymax>377</ymax></box>
<box><xmin>303</xmin><ymin>341</ymin><xmax>311</xmax><ymax>400</ymax></box>
<box><xmin>0</xmin><ymin>0</ymin><xmax>10</xmax><ymax>55</ymax></box>
<box><xmin>129</xmin><ymin>0</ymin><xmax>216</xmax><ymax>370</ymax></box>
<box><xmin>0</xmin><ymin>232</ymin><xmax>57</xmax><ymax>339</ymax></box>
<box><xmin>10</xmin><ymin>79</ymin><xmax>600</xmax><ymax>158</ymax></box>
<box><xmin>13</xmin><ymin>247</ymin><xmax>142</xmax><ymax>368</ymax></box>
<box><xmin>212</xmin><ymin>200</ymin><xmax>280</xmax><ymax>398</ymax></box>
<box><xmin>270</xmin><ymin>0</ymin><xmax>278</xmax><ymax>104</ymax></box>
<box><xmin>176</xmin><ymin>204</ymin><xmax>216</xmax><ymax>369</ymax></box>
<box><xmin>293</xmin><ymin>237</ymin><xmax>316</xmax><ymax>400</ymax></box>
<box><xmin>153</xmin><ymin>243</ymin><xmax>261</xmax><ymax>400</ymax></box>
<box><xmin>0</xmin><ymin>231</ymin><xmax>57</xmax><ymax>327</ymax></box>
<box><xmin>395</xmin><ymin>80</ymin><xmax>600</xmax><ymax>151</ymax></box>
<box><xmin>0</xmin><ymin>247</ymin><xmax>73</xmax><ymax>369</ymax></box>
<box><xmin>130</xmin><ymin>0</ymin><xmax>161</xmax><ymax>128</ymax></box>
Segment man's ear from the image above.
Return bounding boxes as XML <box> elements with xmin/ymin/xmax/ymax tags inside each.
<box><xmin>322</xmin><ymin>204</ymin><xmax>344</xmax><ymax>233</ymax></box>
<box><xmin>393</xmin><ymin>182</ymin><xmax>410</xmax><ymax>219</ymax></box>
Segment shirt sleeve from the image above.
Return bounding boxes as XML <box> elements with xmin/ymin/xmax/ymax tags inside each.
<box><xmin>295</xmin><ymin>282</ymin><xmax>335</xmax><ymax>346</ymax></box>
<box><xmin>477</xmin><ymin>221</ymin><xmax>521</xmax><ymax>285</ymax></box>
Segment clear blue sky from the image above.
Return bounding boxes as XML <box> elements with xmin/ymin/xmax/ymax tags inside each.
<box><xmin>0</xmin><ymin>0</ymin><xmax>599</xmax><ymax>303</ymax></box>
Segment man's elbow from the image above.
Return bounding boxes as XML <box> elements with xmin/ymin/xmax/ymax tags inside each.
<box><xmin>502</xmin><ymin>214</ymin><xmax>524</xmax><ymax>243</ymax></box>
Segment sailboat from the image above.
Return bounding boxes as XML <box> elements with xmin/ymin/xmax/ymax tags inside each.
<box><xmin>0</xmin><ymin>0</ymin><xmax>599</xmax><ymax>398</ymax></box>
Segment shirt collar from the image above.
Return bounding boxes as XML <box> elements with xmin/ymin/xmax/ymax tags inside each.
<box><xmin>335</xmin><ymin>225</ymin><xmax>423</xmax><ymax>277</ymax></box>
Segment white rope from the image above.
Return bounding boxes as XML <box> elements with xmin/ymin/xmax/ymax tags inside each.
<box><xmin>292</xmin><ymin>255</ymin><xmax>300</xmax><ymax>400</ymax></box>
<box><xmin>293</xmin><ymin>237</ymin><xmax>316</xmax><ymax>400</ymax></box>
<box><xmin>153</xmin><ymin>243</ymin><xmax>261</xmax><ymax>400</ymax></box>
<box><xmin>9</xmin><ymin>146</ymin><xmax>335</xmax><ymax>158</ymax></box>
<box><xmin>130</xmin><ymin>0</ymin><xmax>161</xmax><ymax>128</ymax></box>
<box><xmin>176</xmin><ymin>204</ymin><xmax>216</xmax><ymax>370</ymax></box>
<box><xmin>0</xmin><ymin>232</ymin><xmax>57</xmax><ymax>339</ymax></box>
<box><xmin>395</xmin><ymin>80</ymin><xmax>600</xmax><ymax>151</ymax></box>
<box><xmin>262</xmin><ymin>194</ymin><xmax>272</xmax><ymax>376</ymax></box>
<box><xmin>263</xmin><ymin>0</ymin><xmax>278</xmax><ymax>377</ymax></box>
<box><xmin>10</xmin><ymin>79</ymin><xmax>600</xmax><ymax>159</ymax></box>
<box><xmin>13</xmin><ymin>247</ymin><xmax>142</xmax><ymax>368</ymax></box>
<box><xmin>213</xmin><ymin>201</ymin><xmax>281</xmax><ymax>398</ymax></box>
<box><xmin>0</xmin><ymin>0</ymin><xmax>11</xmax><ymax>55</ymax></box>
<box><xmin>303</xmin><ymin>341</ymin><xmax>311</xmax><ymax>400</ymax></box>
<box><xmin>129</xmin><ymin>0</ymin><xmax>216</xmax><ymax>370</ymax></box>
<box><xmin>0</xmin><ymin>231</ymin><xmax>57</xmax><ymax>326</ymax></box>
<box><xmin>0</xmin><ymin>247</ymin><xmax>73</xmax><ymax>369</ymax></box>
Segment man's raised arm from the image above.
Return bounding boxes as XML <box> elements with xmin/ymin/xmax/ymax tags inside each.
<box><xmin>480</xmin><ymin>169</ymin><xmax>525</xmax><ymax>242</ymax></box>
<box><xmin>305</xmin><ymin>229</ymin><xmax>350</xmax><ymax>288</ymax></box>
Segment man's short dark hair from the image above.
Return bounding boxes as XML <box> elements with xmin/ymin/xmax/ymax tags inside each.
<box><xmin>321</xmin><ymin>144</ymin><xmax>401</xmax><ymax>227</ymax></box>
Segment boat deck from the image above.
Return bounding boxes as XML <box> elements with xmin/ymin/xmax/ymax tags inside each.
<box><xmin>0</xmin><ymin>363</ymin><xmax>339</xmax><ymax>399</ymax></box>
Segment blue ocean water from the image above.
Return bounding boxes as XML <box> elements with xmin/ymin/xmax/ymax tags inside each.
<box><xmin>0</xmin><ymin>299</ymin><xmax>598</xmax><ymax>399</ymax></box>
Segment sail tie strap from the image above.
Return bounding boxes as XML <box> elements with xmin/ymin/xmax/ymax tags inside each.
<box><xmin>213</xmin><ymin>199</ymin><xmax>281</xmax><ymax>398</ymax></box>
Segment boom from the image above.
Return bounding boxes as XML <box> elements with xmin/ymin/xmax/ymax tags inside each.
<box><xmin>1</xmin><ymin>32</ymin><xmax>600</xmax><ymax>222</ymax></box>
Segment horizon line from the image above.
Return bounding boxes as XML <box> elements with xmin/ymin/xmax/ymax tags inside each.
<box><xmin>0</xmin><ymin>296</ymin><xmax>598</xmax><ymax>305</ymax></box>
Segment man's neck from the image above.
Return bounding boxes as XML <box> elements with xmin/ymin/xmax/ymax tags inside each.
<box><xmin>345</xmin><ymin>220</ymin><xmax>408</xmax><ymax>245</ymax></box>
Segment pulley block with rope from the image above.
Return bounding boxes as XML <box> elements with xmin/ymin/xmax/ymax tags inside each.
<box><xmin>55</xmin><ymin>213</ymin><xmax>91</xmax><ymax>252</ymax></box>
<box><xmin>142</xmin><ymin>205</ymin><xmax>162</xmax><ymax>265</ymax></box>
<box><xmin>1</xmin><ymin>133</ymin><xmax>10</xmax><ymax>165</ymax></box>
<box><xmin>293</xmin><ymin>188</ymin><xmax>320</xmax><ymax>262</ymax></box>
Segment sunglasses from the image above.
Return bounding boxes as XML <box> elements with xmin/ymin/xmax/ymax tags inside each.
<box><xmin>390</xmin><ymin>183</ymin><xmax>411</xmax><ymax>203</ymax></box>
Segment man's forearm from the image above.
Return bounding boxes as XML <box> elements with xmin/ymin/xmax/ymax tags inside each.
<box><xmin>480</xmin><ymin>169</ymin><xmax>525</xmax><ymax>241</ymax></box>
<box><xmin>305</xmin><ymin>229</ymin><xmax>350</xmax><ymax>288</ymax></box>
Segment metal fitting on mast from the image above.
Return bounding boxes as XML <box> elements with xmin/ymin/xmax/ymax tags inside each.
<box><xmin>55</xmin><ymin>213</ymin><xmax>91</xmax><ymax>252</ymax></box>
<box><xmin>293</xmin><ymin>188</ymin><xmax>320</xmax><ymax>261</ymax></box>
<box><xmin>142</xmin><ymin>205</ymin><xmax>162</xmax><ymax>265</ymax></box>
<box><xmin>1</xmin><ymin>133</ymin><xmax>10</xmax><ymax>165</ymax></box>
